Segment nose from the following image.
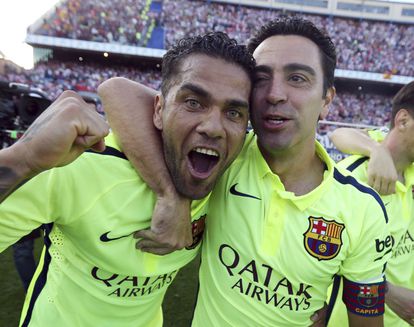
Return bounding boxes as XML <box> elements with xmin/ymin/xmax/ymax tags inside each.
<box><xmin>266</xmin><ymin>79</ymin><xmax>287</xmax><ymax>105</ymax></box>
<box><xmin>196</xmin><ymin>107</ymin><xmax>225</xmax><ymax>139</ymax></box>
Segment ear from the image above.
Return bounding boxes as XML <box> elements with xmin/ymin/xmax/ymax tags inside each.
<box><xmin>153</xmin><ymin>94</ymin><xmax>164</xmax><ymax>131</ymax></box>
<box><xmin>319</xmin><ymin>86</ymin><xmax>336</xmax><ymax>120</ymax></box>
<box><xmin>394</xmin><ymin>109</ymin><xmax>410</xmax><ymax>131</ymax></box>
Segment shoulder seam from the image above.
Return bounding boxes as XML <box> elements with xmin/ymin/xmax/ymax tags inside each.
<box><xmin>346</xmin><ymin>156</ymin><xmax>368</xmax><ymax>172</ymax></box>
<box><xmin>333</xmin><ymin>168</ymin><xmax>388</xmax><ymax>223</ymax></box>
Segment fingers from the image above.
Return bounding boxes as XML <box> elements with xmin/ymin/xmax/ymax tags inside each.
<box><xmin>369</xmin><ymin>175</ymin><xmax>396</xmax><ymax>196</ymax></box>
<box><xmin>387</xmin><ymin>181</ymin><xmax>396</xmax><ymax>195</ymax></box>
<box><xmin>71</xmin><ymin>98</ymin><xmax>109</xmax><ymax>150</ymax></box>
<box><xmin>310</xmin><ymin>303</ymin><xmax>327</xmax><ymax>326</ymax></box>
<box><xmin>309</xmin><ymin>311</ymin><xmax>320</xmax><ymax>322</ymax></box>
<box><xmin>385</xmin><ymin>178</ymin><xmax>396</xmax><ymax>195</ymax></box>
<box><xmin>134</xmin><ymin>229</ymin><xmax>185</xmax><ymax>255</ymax></box>
<box><xmin>135</xmin><ymin>236</ymin><xmax>177</xmax><ymax>256</ymax></box>
<box><xmin>134</xmin><ymin>229</ymin><xmax>156</xmax><ymax>241</ymax></box>
<box><xmin>136</xmin><ymin>246</ymin><xmax>176</xmax><ymax>256</ymax></box>
<box><xmin>370</xmin><ymin>175</ymin><xmax>382</xmax><ymax>194</ymax></box>
<box><xmin>90</xmin><ymin>139</ymin><xmax>106</xmax><ymax>152</ymax></box>
<box><xmin>134</xmin><ymin>230</ymin><xmax>168</xmax><ymax>250</ymax></box>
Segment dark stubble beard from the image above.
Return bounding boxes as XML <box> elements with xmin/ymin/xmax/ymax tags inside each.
<box><xmin>162</xmin><ymin>133</ymin><xmax>191</xmax><ymax>198</ymax></box>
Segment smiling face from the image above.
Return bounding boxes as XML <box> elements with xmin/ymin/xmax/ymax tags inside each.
<box><xmin>250</xmin><ymin>35</ymin><xmax>335</xmax><ymax>162</ymax></box>
<box><xmin>154</xmin><ymin>54</ymin><xmax>251</xmax><ymax>199</ymax></box>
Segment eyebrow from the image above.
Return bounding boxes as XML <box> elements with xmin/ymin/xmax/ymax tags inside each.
<box><xmin>179</xmin><ymin>83</ymin><xmax>210</xmax><ymax>98</ymax></box>
<box><xmin>254</xmin><ymin>63</ymin><xmax>316</xmax><ymax>77</ymax></box>
<box><xmin>284</xmin><ymin>63</ymin><xmax>316</xmax><ymax>76</ymax></box>
<box><xmin>180</xmin><ymin>83</ymin><xmax>249</xmax><ymax>110</ymax></box>
<box><xmin>225</xmin><ymin>99</ymin><xmax>249</xmax><ymax>111</ymax></box>
<box><xmin>254</xmin><ymin>65</ymin><xmax>272</xmax><ymax>75</ymax></box>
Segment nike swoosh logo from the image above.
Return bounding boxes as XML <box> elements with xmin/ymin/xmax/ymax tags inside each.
<box><xmin>229</xmin><ymin>183</ymin><xmax>261</xmax><ymax>200</ymax></box>
<box><xmin>384</xmin><ymin>202</ymin><xmax>390</xmax><ymax>206</ymax></box>
<box><xmin>100</xmin><ymin>232</ymin><xmax>132</xmax><ymax>242</ymax></box>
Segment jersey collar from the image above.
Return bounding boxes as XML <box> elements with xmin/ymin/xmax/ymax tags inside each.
<box><xmin>253</xmin><ymin>137</ymin><xmax>335</xmax><ymax>211</ymax></box>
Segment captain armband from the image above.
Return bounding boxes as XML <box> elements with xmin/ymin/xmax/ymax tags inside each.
<box><xmin>342</xmin><ymin>277</ymin><xmax>386</xmax><ymax>317</ymax></box>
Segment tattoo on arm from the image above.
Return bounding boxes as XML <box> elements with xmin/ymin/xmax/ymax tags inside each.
<box><xmin>21</xmin><ymin>114</ymin><xmax>52</xmax><ymax>143</ymax></box>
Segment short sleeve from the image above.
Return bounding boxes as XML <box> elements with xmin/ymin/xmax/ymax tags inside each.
<box><xmin>340</xmin><ymin>198</ymin><xmax>391</xmax><ymax>316</ymax></box>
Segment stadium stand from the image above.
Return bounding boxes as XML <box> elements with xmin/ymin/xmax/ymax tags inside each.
<box><xmin>0</xmin><ymin>61</ymin><xmax>161</xmax><ymax>101</ymax></box>
<box><xmin>31</xmin><ymin>0</ymin><xmax>160</xmax><ymax>47</ymax></box>
<box><xmin>30</xmin><ymin>0</ymin><xmax>414</xmax><ymax>76</ymax></box>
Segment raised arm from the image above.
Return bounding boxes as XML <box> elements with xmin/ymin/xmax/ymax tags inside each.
<box><xmin>97</xmin><ymin>78</ymin><xmax>192</xmax><ymax>254</ymax></box>
<box><xmin>330</xmin><ymin>128</ymin><xmax>397</xmax><ymax>195</ymax></box>
<box><xmin>0</xmin><ymin>91</ymin><xmax>109</xmax><ymax>203</ymax></box>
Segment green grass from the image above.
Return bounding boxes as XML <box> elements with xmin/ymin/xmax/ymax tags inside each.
<box><xmin>0</xmin><ymin>239</ymin><xmax>199</xmax><ymax>327</ymax></box>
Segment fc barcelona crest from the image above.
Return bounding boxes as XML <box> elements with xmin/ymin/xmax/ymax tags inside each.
<box><xmin>357</xmin><ymin>285</ymin><xmax>379</xmax><ymax>308</ymax></box>
<box><xmin>186</xmin><ymin>214</ymin><xmax>206</xmax><ymax>250</ymax></box>
<box><xmin>303</xmin><ymin>217</ymin><xmax>345</xmax><ymax>261</ymax></box>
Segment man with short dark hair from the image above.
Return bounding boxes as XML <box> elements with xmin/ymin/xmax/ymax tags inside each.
<box><xmin>103</xmin><ymin>17</ymin><xmax>391</xmax><ymax>326</ymax></box>
<box><xmin>329</xmin><ymin>81</ymin><xmax>414</xmax><ymax>326</ymax></box>
<box><xmin>0</xmin><ymin>32</ymin><xmax>254</xmax><ymax>326</ymax></box>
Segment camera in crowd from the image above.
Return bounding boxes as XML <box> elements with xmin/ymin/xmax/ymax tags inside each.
<box><xmin>0</xmin><ymin>81</ymin><xmax>51</xmax><ymax>147</ymax></box>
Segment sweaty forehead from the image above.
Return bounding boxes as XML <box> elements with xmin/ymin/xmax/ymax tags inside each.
<box><xmin>253</xmin><ymin>35</ymin><xmax>322</xmax><ymax>71</ymax></box>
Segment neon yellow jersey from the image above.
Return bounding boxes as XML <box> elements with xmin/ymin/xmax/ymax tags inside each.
<box><xmin>328</xmin><ymin>129</ymin><xmax>414</xmax><ymax>327</ymax></box>
<box><xmin>0</xmin><ymin>134</ymin><xmax>207</xmax><ymax>327</ymax></box>
<box><xmin>192</xmin><ymin>132</ymin><xmax>390</xmax><ymax>327</ymax></box>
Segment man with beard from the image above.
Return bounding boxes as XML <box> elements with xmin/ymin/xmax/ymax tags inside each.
<box><xmin>0</xmin><ymin>32</ymin><xmax>253</xmax><ymax>326</ymax></box>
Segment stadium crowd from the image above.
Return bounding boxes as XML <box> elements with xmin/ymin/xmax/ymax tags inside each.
<box><xmin>161</xmin><ymin>1</ymin><xmax>413</xmax><ymax>76</ymax></box>
<box><xmin>0</xmin><ymin>61</ymin><xmax>161</xmax><ymax>101</ymax></box>
<box><xmin>31</xmin><ymin>0</ymin><xmax>414</xmax><ymax>76</ymax></box>
<box><xmin>0</xmin><ymin>61</ymin><xmax>391</xmax><ymax>130</ymax></box>
<box><xmin>31</xmin><ymin>0</ymin><xmax>159</xmax><ymax>46</ymax></box>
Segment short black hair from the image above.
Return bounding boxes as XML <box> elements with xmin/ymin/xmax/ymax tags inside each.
<box><xmin>247</xmin><ymin>17</ymin><xmax>336</xmax><ymax>96</ymax></box>
<box><xmin>391</xmin><ymin>81</ymin><xmax>414</xmax><ymax>128</ymax></box>
<box><xmin>161</xmin><ymin>32</ymin><xmax>256</xmax><ymax>96</ymax></box>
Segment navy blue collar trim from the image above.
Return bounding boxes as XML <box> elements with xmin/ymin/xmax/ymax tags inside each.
<box><xmin>346</xmin><ymin>157</ymin><xmax>368</xmax><ymax>172</ymax></box>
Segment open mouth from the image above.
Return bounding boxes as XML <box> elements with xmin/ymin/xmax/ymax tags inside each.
<box><xmin>268</xmin><ymin>117</ymin><xmax>286</xmax><ymax>125</ymax></box>
<box><xmin>264</xmin><ymin>116</ymin><xmax>290</xmax><ymax>128</ymax></box>
<box><xmin>188</xmin><ymin>147</ymin><xmax>220</xmax><ymax>178</ymax></box>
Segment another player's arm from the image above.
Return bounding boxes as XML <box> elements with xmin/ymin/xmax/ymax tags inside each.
<box><xmin>330</xmin><ymin>128</ymin><xmax>397</xmax><ymax>195</ymax></box>
<box><xmin>0</xmin><ymin>91</ymin><xmax>109</xmax><ymax>203</ymax></box>
<box><xmin>98</xmin><ymin>78</ymin><xmax>192</xmax><ymax>254</ymax></box>
<box><xmin>385</xmin><ymin>282</ymin><xmax>414</xmax><ymax>325</ymax></box>
<box><xmin>330</xmin><ymin>128</ymin><xmax>377</xmax><ymax>156</ymax></box>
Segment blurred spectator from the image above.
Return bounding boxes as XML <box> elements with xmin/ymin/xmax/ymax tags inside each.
<box><xmin>32</xmin><ymin>0</ymin><xmax>160</xmax><ymax>46</ymax></box>
<box><xmin>160</xmin><ymin>1</ymin><xmax>413</xmax><ymax>76</ymax></box>
<box><xmin>30</xmin><ymin>0</ymin><xmax>413</xmax><ymax>76</ymax></box>
<box><xmin>0</xmin><ymin>61</ymin><xmax>161</xmax><ymax>101</ymax></box>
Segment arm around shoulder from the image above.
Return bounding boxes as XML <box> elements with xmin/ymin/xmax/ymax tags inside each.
<box><xmin>98</xmin><ymin>78</ymin><xmax>193</xmax><ymax>254</ymax></box>
<box><xmin>330</xmin><ymin>128</ymin><xmax>397</xmax><ymax>194</ymax></box>
<box><xmin>329</xmin><ymin>128</ymin><xmax>375</xmax><ymax>156</ymax></box>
